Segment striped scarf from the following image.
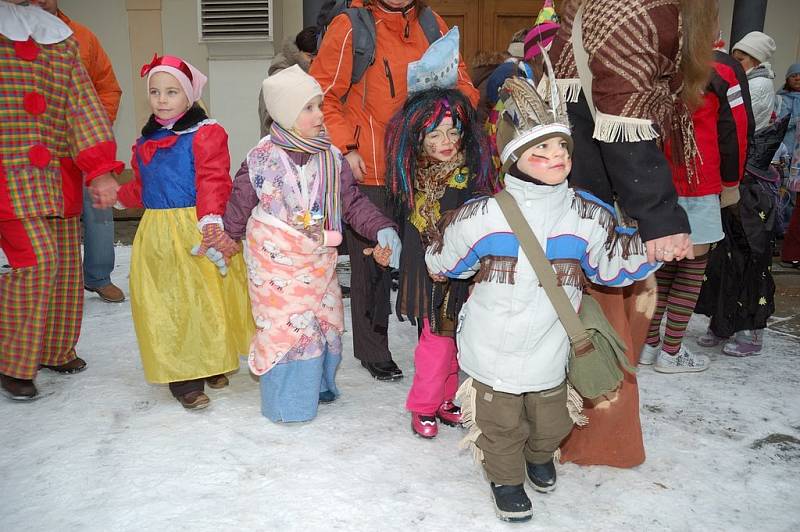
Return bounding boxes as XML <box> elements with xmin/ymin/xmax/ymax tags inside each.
<box><xmin>269</xmin><ymin>123</ymin><xmax>342</xmax><ymax>231</ymax></box>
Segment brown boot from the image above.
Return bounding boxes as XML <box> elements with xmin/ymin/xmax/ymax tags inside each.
<box><xmin>178</xmin><ymin>391</ymin><xmax>210</xmax><ymax>410</ymax></box>
<box><xmin>206</xmin><ymin>374</ymin><xmax>229</xmax><ymax>389</ymax></box>
<box><xmin>1</xmin><ymin>374</ymin><xmax>38</xmax><ymax>401</ymax></box>
<box><xmin>85</xmin><ymin>283</ymin><xmax>125</xmax><ymax>303</ymax></box>
<box><xmin>40</xmin><ymin>350</ymin><xmax>87</xmax><ymax>374</ymax></box>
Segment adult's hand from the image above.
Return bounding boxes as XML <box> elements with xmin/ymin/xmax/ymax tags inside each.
<box><xmin>89</xmin><ymin>173</ymin><xmax>120</xmax><ymax>209</ymax></box>
<box><xmin>645</xmin><ymin>233</ymin><xmax>693</xmax><ymax>263</ymax></box>
<box><xmin>345</xmin><ymin>150</ymin><xmax>366</xmax><ymax>182</ymax></box>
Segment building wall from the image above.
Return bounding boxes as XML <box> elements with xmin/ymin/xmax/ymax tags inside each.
<box><xmin>59</xmin><ymin>0</ymin><xmax>303</xmax><ymax>170</ymax></box>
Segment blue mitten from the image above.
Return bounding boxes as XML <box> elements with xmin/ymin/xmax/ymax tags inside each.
<box><xmin>376</xmin><ymin>227</ymin><xmax>402</xmax><ymax>269</ymax></box>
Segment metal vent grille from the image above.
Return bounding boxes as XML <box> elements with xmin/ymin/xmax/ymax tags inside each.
<box><xmin>199</xmin><ymin>0</ymin><xmax>272</xmax><ymax>42</ymax></box>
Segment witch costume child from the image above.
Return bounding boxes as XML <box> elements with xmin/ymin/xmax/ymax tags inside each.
<box><xmin>223</xmin><ymin>65</ymin><xmax>400</xmax><ymax>423</ymax></box>
<box><xmin>385</xmin><ymin>81</ymin><xmax>495</xmax><ymax>437</ymax></box>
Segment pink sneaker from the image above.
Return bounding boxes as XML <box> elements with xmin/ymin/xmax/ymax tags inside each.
<box><xmin>436</xmin><ymin>401</ymin><xmax>463</xmax><ymax>426</ymax></box>
<box><xmin>411</xmin><ymin>412</ymin><xmax>438</xmax><ymax>438</ymax></box>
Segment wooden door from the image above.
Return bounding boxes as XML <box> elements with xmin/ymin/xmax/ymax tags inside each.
<box><xmin>427</xmin><ymin>0</ymin><xmax>547</xmax><ymax>63</ymax></box>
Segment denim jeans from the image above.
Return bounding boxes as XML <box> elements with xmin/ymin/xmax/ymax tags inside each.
<box><xmin>82</xmin><ymin>184</ymin><xmax>115</xmax><ymax>288</ymax></box>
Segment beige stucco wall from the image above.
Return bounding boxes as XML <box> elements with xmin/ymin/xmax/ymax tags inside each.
<box><xmin>58</xmin><ymin>0</ymin><xmax>302</xmax><ymax>170</ymax></box>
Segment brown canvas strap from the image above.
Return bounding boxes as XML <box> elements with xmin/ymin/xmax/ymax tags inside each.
<box><xmin>494</xmin><ymin>190</ymin><xmax>594</xmax><ymax>355</ymax></box>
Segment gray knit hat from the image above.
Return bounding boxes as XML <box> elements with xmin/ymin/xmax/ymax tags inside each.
<box><xmin>732</xmin><ymin>31</ymin><xmax>776</xmax><ymax>64</ymax></box>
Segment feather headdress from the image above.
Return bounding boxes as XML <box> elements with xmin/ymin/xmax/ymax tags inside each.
<box><xmin>496</xmin><ymin>50</ymin><xmax>572</xmax><ymax>173</ymax></box>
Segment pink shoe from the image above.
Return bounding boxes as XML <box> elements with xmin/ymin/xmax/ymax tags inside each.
<box><xmin>436</xmin><ymin>401</ymin><xmax>463</xmax><ymax>426</ymax></box>
<box><xmin>411</xmin><ymin>412</ymin><xmax>438</xmax><ymax>438</ymax></box>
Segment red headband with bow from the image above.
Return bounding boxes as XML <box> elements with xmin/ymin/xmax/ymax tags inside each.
<box><xmin>140</xmin><ymin>53</ymin><xmax>194</xmax><ymax>81</ymax></box>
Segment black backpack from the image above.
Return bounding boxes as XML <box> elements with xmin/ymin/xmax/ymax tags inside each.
<box><xmin>315</xmin><ymin>1</ymin><xmax>442</xmax><ymax>93</ymax></box>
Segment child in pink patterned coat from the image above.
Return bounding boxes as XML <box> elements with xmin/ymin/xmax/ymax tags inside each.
<box><xmin>223</xmin><ymin>65</ymin><xmax>401</xmax><ymax>423</ymax></box>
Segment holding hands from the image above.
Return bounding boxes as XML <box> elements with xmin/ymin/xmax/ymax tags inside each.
<box><xmin>645</xmin><ymin>232</ymin><xmax>693</xmax><ymax>263</ymax></box>
<box><xmin>364</xmin><ymin>228</ymin><xmax>402</xmax><ymax>269</ymax></box>
<box><xmin>89</xmin><ymin>173</ymin><xmax>120</xmax><ymax>209</ymax></box>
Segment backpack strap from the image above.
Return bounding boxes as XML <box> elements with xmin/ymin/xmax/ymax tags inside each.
<box><xmin>341</xmin><ymin>7</ymin><xmax>376</xmax><ymax>102</ymax></box>
<box><xmin>418</xmin><ymin>6</ymin><xmax>442</xmax><ymax>45</ymax></box>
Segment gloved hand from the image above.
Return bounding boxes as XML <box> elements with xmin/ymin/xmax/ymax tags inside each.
<box><xmin>720</xmin><ymin>185</ymin><xmax>741</xmax><ymax>208</ymax></box>
<box><xmin>191</xmin><ymin>223</ymin><xmax>240</xmax><ymax>275</ymax></box>
<box><xmin>376</xmin><ymin>227</ymin><xmax>401</xmax><ymax>269</ymax></box>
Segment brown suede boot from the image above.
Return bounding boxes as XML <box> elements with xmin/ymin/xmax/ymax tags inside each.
<box><xmin>1</xmin><ymin>374</ymin><xmax>38</xmax><ymax>401</ymax></box>
<box><xmin>206</xmin><ymin>374</ymin><xmax>229</xmax><ymax>389</ymax></box>
<box><xmin>178</xmin><ymin>391</ymin><xmax>210</xmax><ymax>410</ymax></box>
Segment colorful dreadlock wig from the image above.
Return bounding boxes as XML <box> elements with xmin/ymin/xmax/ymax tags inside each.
<box><xmin>385</xmin><ymin>88</ymin><xmax>495</xmax><ymax>208</ymax></box>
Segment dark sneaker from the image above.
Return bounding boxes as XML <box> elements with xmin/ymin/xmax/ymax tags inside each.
<box><xmin>0</xmin><ymin>374</ymin><xmax>38</xmax><ymax>401</ymax></box>
<box><xmin>490</xmin><ymin>483</ymin><xmax>532</xmax><ymax>522</ymax></box>
<box><xmin>40</xmin><ymin>351</ymin><xmax>87</xmax><ymax>374</ymax></box>
<box><xmin>526</xmin><ymin>459</ymin><xmax>557</xmax><ymax>493</ymax></box>
<box><xmin>178</xmin><ymin>391</ymin><xmax>210</xmax><ymax>410</ymax></box>
<box><xmin>360</xmin><ymin>360</ymin><xmax>403</xmax><ymax>381</ymax></box>
<box><xmin>319</xmin><ymin>390</ymin><xmax>336</xmax><ymax>403</ymax></box>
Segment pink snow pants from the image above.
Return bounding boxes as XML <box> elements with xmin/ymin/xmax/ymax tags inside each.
<box><xmin>405</xmin><ymin>319</ymin><xmax>459</xmax><ymax>414</ymax></box>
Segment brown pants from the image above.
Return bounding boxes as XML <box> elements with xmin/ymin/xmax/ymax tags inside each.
<box><xmin>473</xmin><ymin>379</ymin><xmax>573</xmax><ymax>485</ymax></box>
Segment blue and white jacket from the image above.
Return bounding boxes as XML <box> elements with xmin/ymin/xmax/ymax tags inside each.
<box><xmin>425</xmin><ymin>175</ymin><xmax>659</xmax><ymax>394</ymax></box>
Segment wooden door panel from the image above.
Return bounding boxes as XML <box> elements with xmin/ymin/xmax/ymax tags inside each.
<box><xmin>481</xmin><ymin>0</ymin><xmax>544</xmax><ymax>53</ymax></box>
<box><xmin>427</xmin><ymin>0</ymin><xmax>480</xmax><ymax>64</ymax></box>
<box><xmin>428</xmin><ymin>0</ymin><xmax>547</xmax><ymax>60</ymax></box>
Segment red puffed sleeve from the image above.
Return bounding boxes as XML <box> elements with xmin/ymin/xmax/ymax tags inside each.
<box><xmin>192</xmin><ymin>123</ymin><xmax>232</xmax><ymax>228</ymax></box>
<box><xmin>116</xmin><ymin>143</ymin><xmax>144</xmax><ymax>208</ymax></box>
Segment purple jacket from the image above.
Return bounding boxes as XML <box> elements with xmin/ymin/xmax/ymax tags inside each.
<box><xmin>223</xmin><ymin>151</ymin><xmax>396</xmax><ymax>241</ymax></box>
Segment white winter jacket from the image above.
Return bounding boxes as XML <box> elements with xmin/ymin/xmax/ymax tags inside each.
<box><xmin>425</xmin><ymin>176</ymin><xmax>658</xmax><ymax>394</ymax></box>
<box><xmin>747</xmin><ymin>63</ymin><xmax>776</xmax><ymax>132</ymax></box>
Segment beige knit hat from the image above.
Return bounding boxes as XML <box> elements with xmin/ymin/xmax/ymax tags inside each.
<box><xmin>262</xmin><ymin>64</ymin><xmax>322</xmax><ymax>130</ymax></box>
<box><xmin>732</xmin><ymin>31</ymin><xmax>776</xmax><ymax>64</ymax></box>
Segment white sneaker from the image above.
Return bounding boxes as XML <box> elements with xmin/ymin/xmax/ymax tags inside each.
<box><xmin>639</xmin><ymin>343</ymin><xmax>660</xmax><ymax>365</ymax></box>
<box><xmin>654</xmin><ymin>346</ymin><xmax>710</xmax><ymax>374</ymax></box>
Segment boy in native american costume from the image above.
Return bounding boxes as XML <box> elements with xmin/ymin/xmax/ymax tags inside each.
<box><xmin>425</xmin><ymin>72</ymin><xmax>657</xmax><ymax>522</ymax></box>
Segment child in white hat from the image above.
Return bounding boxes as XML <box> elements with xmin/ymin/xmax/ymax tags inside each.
<box><xmin>732</xmin><ymin>31</ymin><xmax>777</xmax><ymax>131</ymax></box>
<box><xmin>222</xmin><ymin>65</ymin><xmax>401</xmax><ymax>423</ymax></box>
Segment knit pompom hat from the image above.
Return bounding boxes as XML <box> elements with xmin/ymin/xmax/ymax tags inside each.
<box><xmin>732</xmin><ymin>31</ymin><xmax>776</xmax><ymax>64</ymax></box>
<box><xmin>496</xmin><ymin>76</ymin><xmax>572</xmax><ymax>174</ymax></box>
<box><xmin>261</xmin><ymin>64</ymin><xmax>322</xmax><ymax>130</ymax></box>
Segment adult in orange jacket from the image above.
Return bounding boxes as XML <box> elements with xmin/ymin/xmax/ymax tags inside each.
<box><xmin>310</xmin><ymin>0</ymin><xmax>478</xmax><ymax>381</ymax></box>
<box><xmin>42</xmin><ymin>0</ymin><xmax>126</xmax><ymax>303</ymax></box>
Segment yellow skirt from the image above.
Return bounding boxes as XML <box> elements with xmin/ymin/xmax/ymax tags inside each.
<box><xmin>130</xmin><ymin>207</ymin><xmax>253</xmax><ymax>383</ymax></box>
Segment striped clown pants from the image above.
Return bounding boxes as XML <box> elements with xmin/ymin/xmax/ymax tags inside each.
<box><xmin>0</xmin><ymin>217</ymin><xmax>84</xmax><ymax>379</ymax></box>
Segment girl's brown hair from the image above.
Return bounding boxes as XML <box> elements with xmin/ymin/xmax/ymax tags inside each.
<box><xmin>678</xmin><ymin>0</ymin><xmax>717</xmax><ymax>110</ymax></box>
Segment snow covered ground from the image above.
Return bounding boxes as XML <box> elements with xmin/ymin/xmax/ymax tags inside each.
<box><xmin>1</xmin><ymin>246</ymin><xmax>799</xmax><ymax>531</ymax></box>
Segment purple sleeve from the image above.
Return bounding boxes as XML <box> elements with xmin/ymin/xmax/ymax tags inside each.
<box><xmin>222</xmin><ymin>160</ymin><xmax>259</xmax><ymax>242</ymax></box>
<box><xmin>339</xmin><ymin>156</ymin><xmax>397</xmax><ymax>240</ymax></box>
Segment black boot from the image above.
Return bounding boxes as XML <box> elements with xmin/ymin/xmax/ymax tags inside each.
<box><xmin>360</xmin><ymin>360</ymin><xmax>403</xmax><ymax>381</ymax></box>
<box><xmin>490</xmin><ymin>483</ymin><xmax>532</xmax><ymax>522</ymax></box>
<box><xmin>526</xmin><ymin>459</ymin><xmax>557</xmax><ymax>493</ymax></box>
